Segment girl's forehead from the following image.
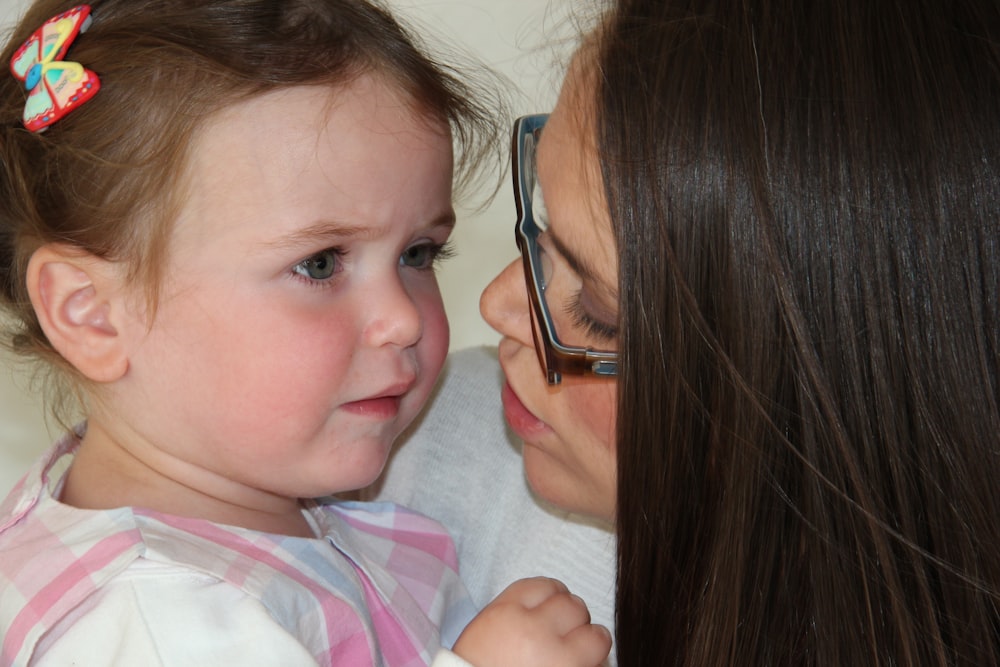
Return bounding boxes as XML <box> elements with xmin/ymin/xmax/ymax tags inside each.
<box><xmin>168</xmin><ymin>79</ymin><xmax>455</xmax><ymax>247</ymax></box>
<box><xmin>184</xmin><ymin>79</ymin><xmax>445</xmax><ymax>174</ymax></box>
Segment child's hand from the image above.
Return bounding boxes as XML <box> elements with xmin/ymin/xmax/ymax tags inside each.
<box><xmin>451</xmin><ymin>577</ymin><xmax>612</xmax><ymax>667</ymax></box>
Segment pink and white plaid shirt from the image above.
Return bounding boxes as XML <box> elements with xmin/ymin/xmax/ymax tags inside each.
<box><xmin>0</xmin><ymin>435</ymin><xmax>476</xmax><ymax>665</ymax></box>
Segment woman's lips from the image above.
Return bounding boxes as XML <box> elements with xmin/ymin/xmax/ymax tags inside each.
<box><xmin>501</xmin><ymin>382</ymin><xmax>549</xmax><ymax>439</ymax></box>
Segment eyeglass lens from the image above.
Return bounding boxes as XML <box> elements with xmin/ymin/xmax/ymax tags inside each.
<box><xmin>523</xmin><ymin>130</ymin><xmax>556</xmax><ymax>306</ymax></box>
<box><xmin>521</xmin><ymin>123</ymin><xmax>560</xmax><ymax>382</ymax></box>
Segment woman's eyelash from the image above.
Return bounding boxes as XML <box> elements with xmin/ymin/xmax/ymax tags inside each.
<box><xmin>566</xmin><ymin>290</ymin><xmax>618</xmax><ymax>341</ymax></box>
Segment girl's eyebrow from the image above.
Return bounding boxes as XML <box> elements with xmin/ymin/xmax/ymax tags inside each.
<box><xmin>429</xmin><ymin>212</ymin><xmax>458</xmax><ymax>235</ymax></box>
<box><xmin>261</xmin><ymin>212</ymin><xmax>457</xmax><ymax>251</ymax></box>
<box><xmin>262</xmin><ymin>222</ymin><xmax>373</xmax><ymax>251</ymax></box>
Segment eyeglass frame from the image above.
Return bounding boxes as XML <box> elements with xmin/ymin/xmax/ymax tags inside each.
<box><xmin>512</xmin><ymin>113</ymin><xmax>619</xmax><ymax>385</ymax></box>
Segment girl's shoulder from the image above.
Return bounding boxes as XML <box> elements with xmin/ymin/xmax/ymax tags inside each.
<box><xmin>0</xmin><ymin>436</ymin><xmax>148</xmax><ymax>663</ymax></box>
<box><xmin>312</xmin><ymin>498</ymin><xmax>462</xmax><ymax>572</ymax></box>
<box><xmin>23</xmin><ymin>559</ymin><xmax>321</xmax><ymax>665</ymax></box>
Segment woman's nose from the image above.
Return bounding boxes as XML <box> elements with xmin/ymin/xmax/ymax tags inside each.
<box><xmin>480</xmin><ymin>258</ymin><xmax>533</xmax><ymax>346</ymax></box>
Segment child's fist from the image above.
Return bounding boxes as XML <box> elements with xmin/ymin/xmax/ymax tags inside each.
<box><xmin>452</xmin><ymin>577</ymin><xmax>612</xmax><ymax>667</ymax></box>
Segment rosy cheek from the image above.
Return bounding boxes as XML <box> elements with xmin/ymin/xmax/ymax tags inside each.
<box><xmin>419</xmin><ymin>297</ymin><xmax>450</xmax><ymax>373</ymax></box>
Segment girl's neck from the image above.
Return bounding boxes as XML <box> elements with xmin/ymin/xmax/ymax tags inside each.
<box><xmin>59</xmin><ymin>421</ymin><xmax>317</xmax><ymax>539</ymax></box>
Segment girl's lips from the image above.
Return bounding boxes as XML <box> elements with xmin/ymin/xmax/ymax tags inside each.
<box><xmin>341</xmin><ymin>378</ymin><xmax>414</xmax><ymax>419</ymax></box>
<box><xmin>501</xmin><ymin>382</ymin><xmax>549</xmax><ymax>439</ymax></box>
<box><xmin>341</xmin><ymin>396</ymin><xmax>402</xmax><ymax>419</ymax></box>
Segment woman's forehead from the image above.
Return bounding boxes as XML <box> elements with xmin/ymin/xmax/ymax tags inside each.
<box><xmin>536</xmin><ymin>58</ymin><xmax>619</xmax><ymax>305</ymax></box>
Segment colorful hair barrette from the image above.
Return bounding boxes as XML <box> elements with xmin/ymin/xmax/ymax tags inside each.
<box><xmin>9</xmin><ymin>5</ymin><xmax>100</xmax><ymax>133</ymax></box>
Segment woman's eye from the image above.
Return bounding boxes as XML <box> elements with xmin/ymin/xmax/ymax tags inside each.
<box><xmin>400</xmin><ymin>240</ymin><xmax>455</xmax><ymax>270</ymax></box>
<box><xmin>293</xmin><ymin>249</ymin><xmax>341</xmax><ymax>281</ymax></box>
<box><xmin>567</xmin><ymin>291</ymin><xmax>618</xmax><ymax>342</ymax></box>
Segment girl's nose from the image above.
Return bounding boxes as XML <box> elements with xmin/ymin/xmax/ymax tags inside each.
<box><xmin>480</xmin><ymin>259</ymin><xmax>533</xmax><ymax>347</ymax></box>
<box><xmin>365</xmin><ymin>278</ymin><xmax>423</xmax><ymax>348</ymax></box>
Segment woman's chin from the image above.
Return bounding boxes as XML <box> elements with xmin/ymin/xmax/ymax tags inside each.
<box><xmin>521</xmin><ymin>445</ymin><xmax>614</xmax><ymax>524</ymax></box>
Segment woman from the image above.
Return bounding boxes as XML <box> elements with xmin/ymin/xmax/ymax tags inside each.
<box><xmin>383</xmin><ymin>0</ymin><xmax>1000</xmax><ymax>663</ymax></box>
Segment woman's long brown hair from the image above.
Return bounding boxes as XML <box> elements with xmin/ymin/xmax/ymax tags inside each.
<box><xmin>600</xmin><ymin>0</ymin><xmax>1000</xmax><ymax>663</ymax></box>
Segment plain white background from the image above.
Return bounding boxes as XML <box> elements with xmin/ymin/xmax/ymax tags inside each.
<box><xmin>0</xmin><ymin>0</ymin><xmax>583</xmax><ymax>493</ymax></box>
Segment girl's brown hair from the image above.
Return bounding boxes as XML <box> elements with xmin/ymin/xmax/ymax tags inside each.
<box><xmin>0</xmin><ymin>0</ymin><xmax>500</xmax><ymax>409</ymax></box>
<box><xmin>598</xmin><ymin>0</ymin><xmax>1000</xmax><ymax>663</ymax></box>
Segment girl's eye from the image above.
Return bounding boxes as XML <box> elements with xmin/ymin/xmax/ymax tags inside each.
<box><xmin>400</xmin><ymin>240</ymin><xmax>455</xmax><ymax>270</ymax></box>
<box><xmin>293</xmin><ymin>248</ymin><xmax>342</xmax><ymax>281</ymax></box>
<box><xmin>566</xmin><ymin>290</ymin><xmax>618</xmax><ymax>342</ymax></box>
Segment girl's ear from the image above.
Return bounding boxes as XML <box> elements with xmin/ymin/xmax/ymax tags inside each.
<box><xmin>26</xmin><ymin>245</ymin><xmax>133</xmax><ymax>383</ymax></box>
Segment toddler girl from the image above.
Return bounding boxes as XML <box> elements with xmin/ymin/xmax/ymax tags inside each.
<box><xmin>0</xmin><ymin>1</ymin><xmax>611</xmax><ymax>665</ymax></box>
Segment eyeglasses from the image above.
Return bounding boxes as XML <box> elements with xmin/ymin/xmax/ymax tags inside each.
<box><xmin>512</xmin><ymin>114</ymin><xmax>619</xmax><ymax>385</ymax></box>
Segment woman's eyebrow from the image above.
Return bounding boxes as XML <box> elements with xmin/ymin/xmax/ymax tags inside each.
<box><xmin>548</xmin><ymin>228</ymin><xmax>599</xmax><ymax>284</ymax></box>
<box><xmin>548</xmin><ymin>227</ymin><xmax>619</xmax><ymax>302</ymax></box>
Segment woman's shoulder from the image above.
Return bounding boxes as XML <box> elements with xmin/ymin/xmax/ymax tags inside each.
<box><xmin>367</xmin><ymin>345</ymin><xmax>518</xmax><ymax>505</ymax></box>
<box><xmin>421</xmin><ymin>345</ymin><xmax>508</xmax><ymax>431</ymax></box>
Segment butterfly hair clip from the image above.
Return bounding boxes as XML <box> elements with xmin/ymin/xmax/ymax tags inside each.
<box><xmin>9</xmin><ymin>5</ymin><xmax>101</xmax><ymax>133</ymax></box>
